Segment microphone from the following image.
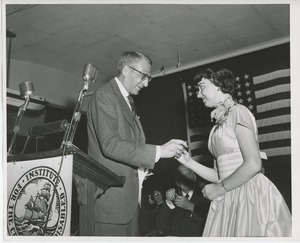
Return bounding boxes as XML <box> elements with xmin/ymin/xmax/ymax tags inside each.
<box><xmin>30</xmin><ymin>119</ymin><xmax>69</xmax><ymax>137</ymax></box>
<box><xmin>82</xmin><ymin>63</ymin><xmax>98</xmax><ymax>90</ymax></box>
<box><xmin>8</xmin><ymin>81</ymin><xmax>35</xmax><ymax>155</ymax></box>
<box><xmin>19</xmin><ymin>81</ymin><xmax>35</xmax><ymax>99</ymax></box>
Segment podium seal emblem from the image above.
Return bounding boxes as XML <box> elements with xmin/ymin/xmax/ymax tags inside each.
<box><xmin>7</xmin><ymin>166</ymin><xmax>68</xmax><ymax>236</ymax></box>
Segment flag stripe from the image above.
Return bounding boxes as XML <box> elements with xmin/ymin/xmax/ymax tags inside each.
<box><xmin>264</xmin><ymin>154</ymin><xmax>290</xmax><ymax>163</ymax></box>
<box><xmin>189</xmin><ymin>141</ymin><xmax>209</xmax><ymax>150</ymax></box>
<box><xmin>258</xmin><ymin>123</ymin><xmax>290</xmax><ymax>135</ymax></box>
<box><xmin>188</xmin><ymin>127</ymin><xmax>212</xmax><ymax>134</ymax></box>
<box><xmin>256</xmin><ymin>92</ymin><xmax>290</xmax><ymax>106</ymax></box>
<box><xmin>256</xmin><ymin>99</ymin><xmax>290</xmax><ymax>113</ymax></box>
<box><xmin>256</xmin><ymin>114</ymin><xmax>290</xmax><ymax>127</ymax></box>
<box><xmin>256</xmin><ymin>107</ymin><xmax>290</xmax><ymax>120</ymax></box>
<box><xmin>260</xmin><ymin>139</ymin><xmax>291</xmax><ymax>150</ymax></box>
<box><xmin>191</xmin><ymin>147</ymin><xmax>211</xmax><ymax>157</ymax></box>
<box><xmin>190</xmin><ymin>133</ymin><xmax>210</xmax><ymax>142</ymax></box>
<box><xmin>254</xmin><ymin>77</ymin><xmax>290</xmax><ymax>91</ymax></box>
<box><xmin>191</xmin><ymin>155</ymin><xmax>214</xmax><ymax>165</ymax></box>
<box><xmin>258</xmin><ymin>130</ymin><xmax>290</xmax><ymax>142</ymax></box>
<box><xmin>255</xmin><ymin>83</ymin><xmax>290</xmax><ymax>99</ymax></box>
<box><xmin>253</xmin><ymin>69</ymin><xmax>290</xmax><ymax>85</ymax></box>
<box><xmin>261</xmin><ymin>147</ymin><xmax>291</xmax><ymax>157</ymax></box>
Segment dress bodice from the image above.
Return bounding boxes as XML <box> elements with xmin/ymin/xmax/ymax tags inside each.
<box><xmin>208</xmin><ymin>104</ymin><xmax>258</xmax><ymax>159</ymax></box>
<box><xmin>208</xmin><ymin>104</ymin><xmax>264</xmax><ymax>180</ymax></box>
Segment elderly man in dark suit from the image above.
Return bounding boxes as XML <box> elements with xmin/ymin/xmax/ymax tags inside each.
<box><xmin>159</xmin><ymin>164</ymin><xmax>210</xmax><ymax>236</ymax></box>
<box><xmin>87</xmin><ymin>51</ymin><xmax>187</xmax><ymax>236</ymax></box>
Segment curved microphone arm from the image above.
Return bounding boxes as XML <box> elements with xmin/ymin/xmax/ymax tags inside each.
<box><xmin>61</xmin><ymin>64</ymin><xmax>98</xmax><ymax>148</ymax></box>
<box><xmin>61</xmin><ymin>86</ymin><xmax>87</xmax><ymax>147</ymax></box>
<box><xmin>7</xmin><ymin>97</ymin><xmax>30</xmax><ymax>155</ymax></box>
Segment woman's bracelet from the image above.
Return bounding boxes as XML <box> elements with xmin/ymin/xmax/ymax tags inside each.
<box><xmin>221</xmin><ymin>181</ymin><xmax>228</xmax><ymax>192</ymax></box>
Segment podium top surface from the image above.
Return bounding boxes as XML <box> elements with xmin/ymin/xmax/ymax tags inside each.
<box><xmin>7</xmin><ymin>146</ymin><xmax>124</xmax><ymax>190</ymax></box>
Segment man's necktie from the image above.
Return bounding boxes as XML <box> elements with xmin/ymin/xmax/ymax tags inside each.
<box><xmin>127</xmin><ymin>95</ymin><xmax>137</xmax><ymax>117</ymax></box>
<box><xmin>185</xmin><ymin>194</ymin><xmax>189</xmax><ymax>200</ymax></box>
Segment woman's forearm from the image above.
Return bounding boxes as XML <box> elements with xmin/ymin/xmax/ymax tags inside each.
<box><xmin>220</xmin><ymin>124</ymin><xmax>263</xmax><ymax>192</ymax></box>
<box><xmin>185</xmin><ymin>159</ymin><xmax>219</xmax><ymax>183</ymax></box>
<box><xmin>220</xmin><ymin>159</ymin><xmax>261</xmax><ymax>192</ymax></box>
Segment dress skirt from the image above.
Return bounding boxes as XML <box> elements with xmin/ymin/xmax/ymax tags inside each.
<box><xmin>203</xmin><ymin>152</ymin><xmax>292</xmax><ymax>237</ymax></box>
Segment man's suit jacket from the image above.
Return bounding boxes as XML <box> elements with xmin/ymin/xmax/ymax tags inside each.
<box><xmin>157</xmin><ymin>187</ymin><xmax>210</xmax><ymax>236</ymax></box>
<box><xmin>87</xmin><ymin>78</ymin><xmax>156</xmax><ymax>224</ymax></box>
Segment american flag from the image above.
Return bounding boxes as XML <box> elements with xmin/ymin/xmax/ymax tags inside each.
<box><xmin>244</xmin><ymin>65</ymin><xmax>291</xmax><ymax>159</ymax></box>
<box><xmin>182</xmin><ymin>82</ymin><xmax>214</xmax><ymax>166</ymax></box>
<box><xmin>182</xmin><ymin>63</ymin><xmax>291</xmax><ymax>164</ymax></box>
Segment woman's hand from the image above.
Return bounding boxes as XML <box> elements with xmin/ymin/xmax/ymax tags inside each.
<box><xmin>165</xmin><ymin>188</ymin><xmax>176</xmax><ymax>201</ymax></box>
<box><xmin>202</xmin><ymin>183</ymin><xmax>226</xmax><ymax>201</ymax></box>
<box><xmin>176</xmin><ymin>150</ymin><xmax>192</xmax><ymax>166</ymax></box>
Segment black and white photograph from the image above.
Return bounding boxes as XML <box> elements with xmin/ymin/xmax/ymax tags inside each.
<box><xmin>1</xmin><ymin>0</ymin><xmax>300</xmax><ymax>241</ymax></box>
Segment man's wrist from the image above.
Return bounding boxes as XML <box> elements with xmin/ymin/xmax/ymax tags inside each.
<box><xmin>155</xmin><ymin>146</ymin><xmax>161</xmax><ymax>162</ymax></box>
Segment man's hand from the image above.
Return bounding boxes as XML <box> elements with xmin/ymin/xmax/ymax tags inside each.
<box><xmin>160</xmin><ymin>139</ymin><xmax>188</xmax><ymax>158</ymax></box>
<box><xmin>173</xmin><ymin>195</ymin><xmax>195</xmax><ymax>212</ymax></box>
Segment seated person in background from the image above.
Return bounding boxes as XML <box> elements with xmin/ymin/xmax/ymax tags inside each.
<box><xmin>147</xmin><ymin>193</ymin><xmax>156</xmax><ymax>209</ymax></box>
<box><xmin>144</xmin><ymin>187</ymin><xmax>167</xmax><ymax>236</ymax></box>
<box><xmin>138</xmin><ymin>190</ymin><xmax>156</xmax><ymax>236</ymax></box>
<box><xmin>160</xmin><ymin>164</ymin><xmax>210</xmax><ymax>236</ymax></box>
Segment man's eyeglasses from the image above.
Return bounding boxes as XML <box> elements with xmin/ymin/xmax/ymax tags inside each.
<box><xmin>129</xmin><ymin>66</ymin><xmax>152</xmax><ymax>82</ymax></box>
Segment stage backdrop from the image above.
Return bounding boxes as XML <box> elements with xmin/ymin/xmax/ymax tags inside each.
<box><xmin>135</xmin><ymin>43</ymin><xmax>291</xmax><ymax>210</ymax></box>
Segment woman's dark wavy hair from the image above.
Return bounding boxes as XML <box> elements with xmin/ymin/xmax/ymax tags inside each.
<box><xmin>194</xmin><ymin>66</ymin><xmax>236</xmax><ymax>99</ymax></box>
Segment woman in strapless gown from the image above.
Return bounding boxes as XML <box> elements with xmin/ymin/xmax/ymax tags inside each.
<box><xmin>177</xmin><ymin>67</ymin><xmax>291</xmax><ymax>237</ymax></box>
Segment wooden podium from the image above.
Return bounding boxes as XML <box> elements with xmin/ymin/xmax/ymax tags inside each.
<box><xmin>7</xmin><ymin>146</ymin><xmax>125</xmax><ymax>236</ymax></box>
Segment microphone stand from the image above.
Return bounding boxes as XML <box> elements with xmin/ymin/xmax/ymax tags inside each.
<box><xmin>7</xmin><ymin>97</ymin><xmax>30</xmax><ymax>155</ymax></box>
<box><xmin>43</xmin><ymin>77</ymin><xmax>95</xmax><ymax>233</ymax></box>
<box><xmin>61</xmin><ymin>81</ymin><xmax>91</xmax><ymax>148</ymax></box>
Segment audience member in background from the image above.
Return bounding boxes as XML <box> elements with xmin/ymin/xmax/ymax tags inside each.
<box><xmin>139</xmin><ymin>190</ymin><xmax>156</xmax><ymax>236</ymax></box>
<box><xmin>147</xmin><ymin>193</ymin><xmax>156</xmax><ymax>208</ymax></box>
<box><xmin>144</xmin><ymin>187</ymin><xmax>167</xmax><ymax>236</ymax></box>
<box><xmin>162</xmin><ymin>165</ymin><xmax>210</xmax><ymax>236</ymax></box>
<box><xmin>87</xmin><ymin>51</ymin><xmax>187</xmax><ymax>236</ymax></box>
<box><xmin>176</xmin><ymin>66</ymin><xmax>292</xmax><ymax>236</ymax></box>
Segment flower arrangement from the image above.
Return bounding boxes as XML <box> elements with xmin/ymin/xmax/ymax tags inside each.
<box><xmin>211</xmin><ymin>97</ymin><xmax>235</xmax><ymax>125</ymax></box>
